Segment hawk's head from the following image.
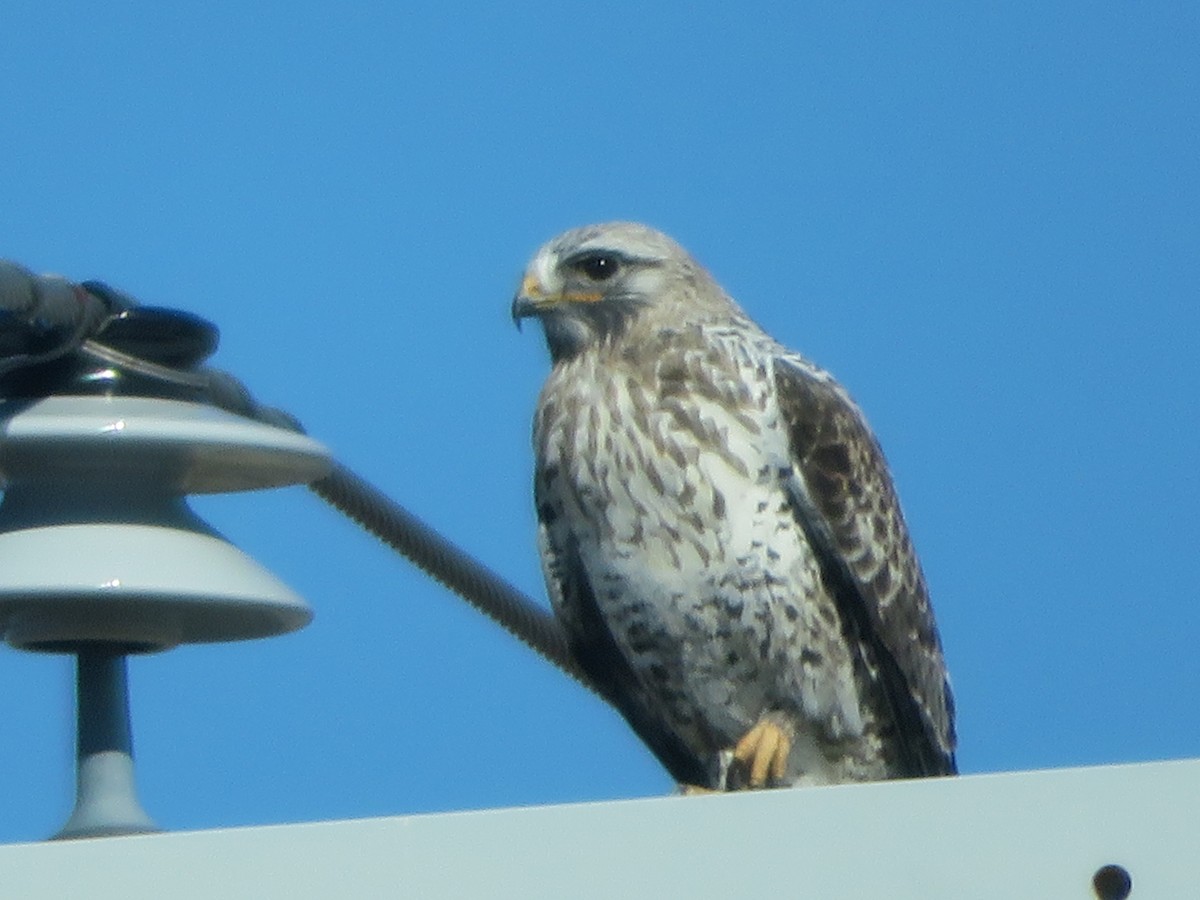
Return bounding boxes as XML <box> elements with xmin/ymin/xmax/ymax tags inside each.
<box><xmin>512</xmin><ymin>222</ymin><xmax>730</xmax><ymax>363</ymax></box>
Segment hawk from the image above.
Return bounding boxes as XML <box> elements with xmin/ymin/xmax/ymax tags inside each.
<box><xmin>512</xmin><ymin>222</ymin><xmax>955</xmax><ymax>790</ymax></box>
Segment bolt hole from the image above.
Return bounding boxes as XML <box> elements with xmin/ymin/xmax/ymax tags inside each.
<box><xmin>1092</xmin><ymin>864</ymin><xmax>1132</xmax><ymax>900</ymax></box>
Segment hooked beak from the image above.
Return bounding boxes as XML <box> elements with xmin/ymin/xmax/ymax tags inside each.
<box><xmin>511</xmin><ymin>271</ymin><xmax>605</xmax><ymax>330</ymax></box>
<box><xmin>511</xmin><ymin>273</ymin><xmax>545</xmax><ymax>329</ymax></box>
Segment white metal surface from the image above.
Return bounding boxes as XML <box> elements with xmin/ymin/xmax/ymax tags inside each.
<box><xmin>0</xmin><ymin>758</ymin><xmax>1192</xmax><ymax>899</ymax></box>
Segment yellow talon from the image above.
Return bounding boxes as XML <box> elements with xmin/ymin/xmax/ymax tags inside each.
<box><xmin>731</xmin><ymin>716</ymin><xmax>792</xmax><ymax>788</ymax></box>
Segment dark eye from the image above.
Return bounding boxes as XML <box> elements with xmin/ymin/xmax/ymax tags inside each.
<box><xmin>572</xmin><ymin>253</ymin><xmax>621</xmax><ymax>281</ymax></box>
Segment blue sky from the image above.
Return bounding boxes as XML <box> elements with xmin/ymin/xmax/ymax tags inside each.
<box><xmin>0</xmin><ymin>2</ymin><xmax>1196</xmax><ymax>842</ymax></box>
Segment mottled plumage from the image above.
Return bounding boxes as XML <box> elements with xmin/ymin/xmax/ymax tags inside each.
<box><xmin>513</xmin><ymin>223</ymin><xmax>955</xmax><ymax>789</ymax></box>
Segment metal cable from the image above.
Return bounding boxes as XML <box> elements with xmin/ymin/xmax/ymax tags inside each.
<box><xmin>308</xmin><ymin>460</ymin><xmax>591</xmax><ymax>689</ymax></box>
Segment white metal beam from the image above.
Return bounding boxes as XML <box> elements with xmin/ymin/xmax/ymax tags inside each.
<box><xmin>0</xmin><ymin>758</ymin><xmax>1193</xmax><ymax>898</ymax></box>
